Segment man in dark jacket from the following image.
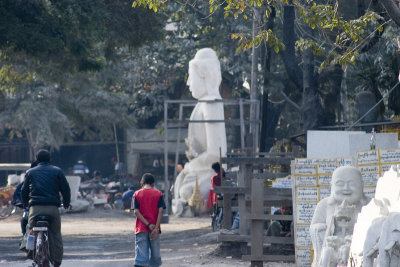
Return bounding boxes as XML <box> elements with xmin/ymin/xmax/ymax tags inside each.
<box><xmin>22</xmin><ymin>149</ymin><xmax>71</xmax><ymax>267</ymax></box>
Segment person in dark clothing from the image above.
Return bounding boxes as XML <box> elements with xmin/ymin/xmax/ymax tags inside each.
<box><xmin>122</xmin><ymin>186</ymin><xmax>135</xmax><ymax>210</ymax></box>
<box><xmin>266</xmin><ymin>206</ymin><xmax>293</xmax><ymax>237</ymax></box>
<box><xmin>13</xmin><ymin>161</ymin><xmax>38</xmax><ymax>235</ymax></box>
<box><xmin>13</xmin><ymin>182</ymin><xmax>27</xmax><ymax>234</ymax></box>
<box><xmin>12</xmin><ymin>182</ymin><xmax>24</xmax><ymax>206</ymax></box>
<box><xmin>21</xmin><ymin>149</ymin><xmax>71</xmax><ymax>267</ymax></box>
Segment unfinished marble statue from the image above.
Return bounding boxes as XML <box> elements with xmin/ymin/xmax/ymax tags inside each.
<box><xmin>310</xmin><ymin>166</ymin><xmax>371</xmax><ymax>267</ymax></box>
<box><xmin>172</xmin><ymin>48</ymin><xmax>227</xmax><ymax>216</ymax></box>
<box><xmin>62</xmin><ymin>176</ymin><xmax>89</xmax><ymax>213</ymax></box>
<box><xmin>349</xmin><ymin>198</ymin><xmax>388</xmax><ymax>267</ymax></box>
<box><xmin>349</xmin><ymin>165</ymin><xmax>400</xmax><ymax>267</ymax></box>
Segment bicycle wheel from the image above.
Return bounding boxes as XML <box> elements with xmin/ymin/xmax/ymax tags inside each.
<box><xmin>211</xmin><ymin>207</ymin><xmax>223</xmax><ymax>231</ymax></box>
<box><xmin>42</xmin><ymin>233</ymin><xmax>50</xmax><ymax>267</ymax></box>
<box><xmin>211</xmin><ymin>205</ymin><xmax>220</xmax><ymax>232</ymax></box>
<box><xmin>216</xmin><ymin>208</ymin><xmax>223</xmax><ymax>230</ymax></box>
<box><xmin>35</xmin><ymin>232</ymin><xmax>50</xmax><ymax>267</ymax></box>
<box><xmin>211</xmin><ymin>214</ymin><xmax>218</xmax><ymax>231</ymax></box>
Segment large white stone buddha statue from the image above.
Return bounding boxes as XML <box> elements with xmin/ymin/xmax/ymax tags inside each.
<box><xmin>172</xmin><ymin>48</ymin><xmax>227</xmax><ymax>215</ymax></box>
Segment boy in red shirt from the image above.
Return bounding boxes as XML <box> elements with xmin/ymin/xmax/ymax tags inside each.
<box><xmin>132</xmin><ymin>173</ymin><xmax>166</xmax><ymax>267</ymax></box>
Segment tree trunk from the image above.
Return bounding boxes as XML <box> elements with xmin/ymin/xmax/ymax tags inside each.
<box><xmin>281</xmin><ymin>3</ymin><xmax>302</xmax><ymax>90</ymax></box>
<box><xmin>379</xmin><ymin>0</ymin><xmax>400</xmax><ymax>27</ymax></box>
<box><xmin>259</xmin><ymin>7</ymin><xmax>284</xmax><ymax>153</ymax></box>
<box><xmin>356</xmin><ymin>0</ymin><xmax>365</xmax><ymax>17</ymax></box>
<box><xmin>302</xmin><ymin>48</ymin><xmax>324</xmax><ymax>130</ymax></box>
<box><xmin>250</xmin><ymin>4</ymin><xmax>261</xmax><ymax>153</ymax></box>
<box><xmin>340</xmin><ymin>66</ymin><xmax>349</xmax><ymax>123</ymax></box>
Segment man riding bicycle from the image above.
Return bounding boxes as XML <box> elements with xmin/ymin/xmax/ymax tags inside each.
<box><xmin>22</xmin><ymin>149</ymin><xmax>71</xmax><ymax>267</ymax></box>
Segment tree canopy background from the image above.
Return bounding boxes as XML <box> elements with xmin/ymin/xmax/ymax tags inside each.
<box><xmin>0</xmin><ymin>0</ymin><xmax>165</xmax><ymax>150</ymax></box>
<box><xmin>1</xmin><ymin>0</ymin><xmax>400</xmax><ymax>155</ymax></box>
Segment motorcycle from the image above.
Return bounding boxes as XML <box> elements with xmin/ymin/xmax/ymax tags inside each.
<box><xmin>27</xmin><ymin>215</ymin><xmax>51</xmax><ymax>267</ymax></box>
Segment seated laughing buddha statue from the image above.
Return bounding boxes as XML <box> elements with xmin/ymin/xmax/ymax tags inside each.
<box><xmin>310</xmin><ymin>166</ymin><xmax>371</xmax><ymax>267</ymax></box>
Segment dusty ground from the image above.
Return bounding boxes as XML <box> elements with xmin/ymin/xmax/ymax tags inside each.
<box><xmin>0</xmin><ymin>208</ymin><xmax>295</xmax><ymax>267</ymax></box>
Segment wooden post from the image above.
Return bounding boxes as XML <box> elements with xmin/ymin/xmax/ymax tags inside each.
<box><xmin>251</xmin><ymin>178</ymin><xmax>264</xmax><ymax>267</ymax></box>
<box><xmin>223</xmin><ymin>184</ymin><xmax>232</xmax><ymax>230</ymax></box>
<box><xmin>239</xmin><ymin>98</ymin><xmax>245</xmax><ymax>149</ymax></box>
<box><xmin>250</xmin><ymin>2</ymin><xmax>261</xmax><ymax>155</ymax></box>
<box><xmin>238</xmin><ymin>162</ymin><xmax>247</xmax><ymax>235</ymax></box>
<box><xmin>173</xmin><ymin>104</ymin><xmax>183</xmax><ymax>179</ymax></box>
<box><xmin>163</xmin><ymin>101</ymin><xmax>169</xmax><ymax>215</ymax></box>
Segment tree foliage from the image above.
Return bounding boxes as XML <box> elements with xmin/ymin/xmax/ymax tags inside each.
<box><xmin>131</xmin><ymin>0</ymin><xmax>400</xmax><ymax>149</ymax></box>
<box><xmin>347</xmin><ymin>25</ymin><xmax>400</xmax><ymax>117</ymax></box>
<box><xmin>132</xmin><ymin>0</ymin><xmax>393</xmax><ymax>69</ymax></box>
<box><xmin>122</xmin><ymin>0</ymin><xmax>254</xmax><ymax>128</ymax></box>
<box><xmin>0</xmin><ymin>0</ymin><xmax>166</xmax><ymax>150</ymax></box>
<box><xmin>2</xmin><ymin>0</ymin><xmax>400</xmax><ymax>153</ymax></box>
<box><xmin>0</xmin><ymin>0</ymin><xmax>164</xmax><ymax>71</ymax></box>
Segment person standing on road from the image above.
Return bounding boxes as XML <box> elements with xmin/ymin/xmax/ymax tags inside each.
<box><xmin>21</xmin><ymin>149</ymin><xmax>71</xmax><ymax>267</ymax></box>
<box><xmin>132</xmin><ymin>173</ymin><xmax>166</xmax><ymax>267</ymax></box>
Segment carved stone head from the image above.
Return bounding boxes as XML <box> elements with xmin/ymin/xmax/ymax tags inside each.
<box><xmin>331</xmin><ymin>166</ymin><xmax>364</xmax><ymax>205</ymax></box>
<box><xmin>187</xmin><ymin>48</ymin><xmax>222</xmax><ymax>100</ymax></box>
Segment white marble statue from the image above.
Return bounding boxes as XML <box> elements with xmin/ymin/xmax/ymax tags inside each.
<box><xmin>376</xmin><ymin>212</ymin><xmax>400</xmax><ymax>266</ymax></box>
<box><xmin>349</xmin><ymin>165</ymin><xmax>400</xmax><ymax>267</ymax></box>
<box><xmin>62</xmin><ymin>175</ymin><xmax>89</xmax><ymax>213</ymax></box>
<box><xmin>310</xmin><ymin>166</ymin><xmax>371</xmax><ymax>267</ymax></box>
<box><xmin>172</xmin><ymin>48</ymin><xmax>227</xmax><ymax>216</ymax></box>
<box><xmin>351</xmin><ymin>199</ymin><xmax>388</xmax><ymax>267</ymax></box>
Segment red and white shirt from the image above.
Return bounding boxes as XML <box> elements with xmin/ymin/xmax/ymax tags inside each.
<box><xmin>132</xmin><ymin>188</ymin><xmax>166</xmax><ymax>234</ymax></box>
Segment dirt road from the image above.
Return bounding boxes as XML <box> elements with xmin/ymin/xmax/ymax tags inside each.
<box><xmin>0</xmin><ymin>208</ymin><xmax>294</xmax><ymax>267</ymax></box>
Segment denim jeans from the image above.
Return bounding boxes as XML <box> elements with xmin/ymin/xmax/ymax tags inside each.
<box><xmin>135</xmin><ymin>232</ymin><xmax>162</xmax><ymax>267</ymax></box>
<box><xmin>231</xmin><ymin>212</ymin><xmax>240</xmax><ymax>230</ymax></box>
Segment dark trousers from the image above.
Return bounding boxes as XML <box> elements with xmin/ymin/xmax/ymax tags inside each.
<box><xmin>21</xmin><ymin>216</ymin><xmax>28</xmax><ymax>235</ymax></box>
<box><xmin>266</xmin><ymin>221</ymin><xmax>281</xmax><ymax>236</ymax></box>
